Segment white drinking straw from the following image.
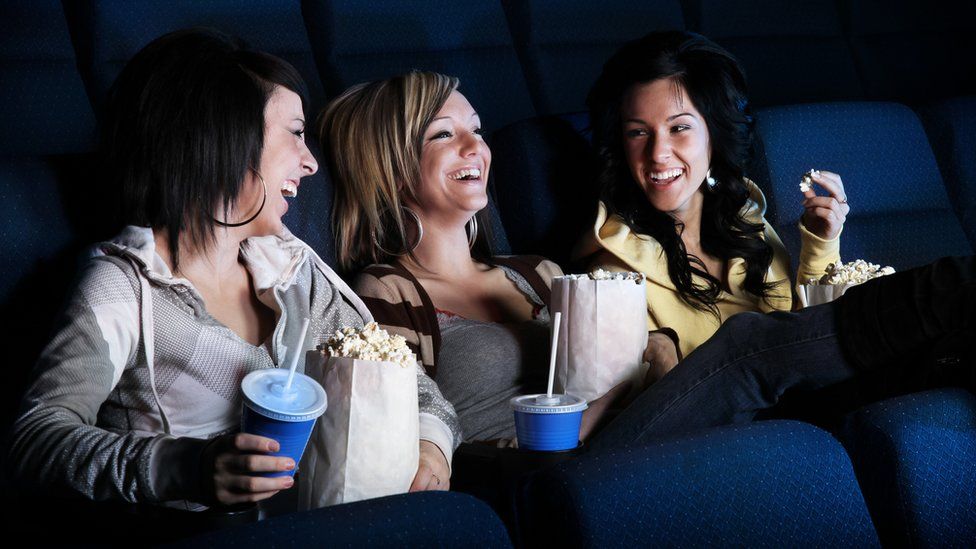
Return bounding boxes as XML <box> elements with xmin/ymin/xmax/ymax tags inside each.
<box><xmin>284</xmin><ymin>317</ymin><xmax>311</xmax><ymax>392</ymax></box>
<box><xmin>546</xmin><ymin>311</ymin><xmax>562</xmax><ymax>398</ymax></box>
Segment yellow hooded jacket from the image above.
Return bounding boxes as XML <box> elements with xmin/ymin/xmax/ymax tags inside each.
<box><xmin>575</xmin><ymin>182</ymin><xmax>840</xmax><ymax>358</ymax></box>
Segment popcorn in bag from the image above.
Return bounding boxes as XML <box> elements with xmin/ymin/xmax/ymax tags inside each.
<box><xmin>551</xmin><ymin>270</ymin><xmax>648</xmax><ymax>403</ymax></box>
<box><xmin>798</xmin><ymin>259</ymin><xmax>895</xmax><ymax>307</ymax></box>
<box><xmin>298</xmin><ymin>323</ymin><xmax>419</xmax><ymax>508</ymax></box>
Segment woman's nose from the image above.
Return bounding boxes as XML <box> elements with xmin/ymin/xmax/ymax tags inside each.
<box><xmin>459</xmin><ymin>130</ymin><xmax>485</xmax><ymax>157</ymax></box>
<box><xmin>301</xmin><ymin>143</ymin><xmax>319</xmax><ymax>176</ymax></box>
<box><xmin>648</xmin><ymin>135</ymin><xmax>671</xmax><ymax>162</ymax></box>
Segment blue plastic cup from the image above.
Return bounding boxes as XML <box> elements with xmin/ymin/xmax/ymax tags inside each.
<box><xmin>511</xmin><ymin>394</ymin><xmax>588</xmax><ymax>451</ymax></box>
<box><xmin>241</xmin><ymin>369</ymin><xmax>327</xmax><ymax>477</ymax></box>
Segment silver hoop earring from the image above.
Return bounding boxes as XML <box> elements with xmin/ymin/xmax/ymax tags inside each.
<box><xmin>705</xmin><ymin>169</ymin><xmax>718</xmax><ymax>191</ymax></box>
<box><xmin>214</xmin><ymin>169</ymin><xmax>267</xmax><ymax>227</ymax></box>
<box><xmin>466</xmin><ymin>215</ymin><xmax>479</xmax><ymax>249</ymax></box>
<box><xmin>372</xmin><ymin>206</ymin><xmax>424</xmax><ymax>257</ymax></box>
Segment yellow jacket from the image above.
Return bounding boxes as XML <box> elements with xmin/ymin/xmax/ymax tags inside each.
<box><xmin>575</xmin><ymin>183</ymin><xmax>840</xmax><ymax>358</ymax></box>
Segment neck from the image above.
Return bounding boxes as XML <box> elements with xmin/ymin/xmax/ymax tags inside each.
<box><xmin>673</xmin><ymin>192</ymin><xmax>704</xmax><ymax>249</ymax></box>
<box><xmin>401</xmin><ymin>216</ymin><xmax>480</xmax><ymax>280</ymax></box>
<box><xmin>154</xmin><ymin>226</ymin><xmax>246</xmax><ymax>281</ymax></box>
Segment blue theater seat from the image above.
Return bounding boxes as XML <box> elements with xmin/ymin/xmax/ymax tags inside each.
<box><xmin>517</xmin><ymin>421</ymin><xmax>880</xmax><ymax>547</ymax></box>
<box><xmin>502</xmin><ymin>0</ymin><xmax>685</xmax><ymax>116</ymax></box>
<box><xmin>685</xmin><ymin>0</ymin><xmax>863</xmax><ymax>107</ymax></box>
<box><xmin>839</xmin><ymin>389</ymin><xmax>976</xmax><ymax>547</ymax></box>
<box><xmin>840</xmin><ymin>0</ymin><xmax>976</xmax><ymax>104</ymax></box>
<box><xmin>751</xmin><ymin>101</ymin><xmax>972</xmax><ymax>271</ymax></box>
<box><xmin>489</xmin><ymin>116</ymin><xmax>598</xmax><ymax>268</ymax></box>
<box><xmin>170</xmin><ymin>491</ymin><xmax>512</xmax><ymax>548</ymax></box>
<box><xmin>917</xmin><ymin>96</ymin><xmax>976</xmax><ymax>250</ymax></box>
<box><xmin>0</xmin><ymin>0</ymin><xmax>104</xmax><ymax>431</ymax></box>
<box><xmin>301</xmin><ymin>0</ymin><xmax>534</xmax><ymax>131</ymax></box>
<box><xmin>62</xmin><ymin>0</ymin><xmax>327</xmax><ymax>113</ymax></box>
<box><xmin>61</xmin><ymin>0</ymin><xmax>348</xmax><ymax>263</ymax></box>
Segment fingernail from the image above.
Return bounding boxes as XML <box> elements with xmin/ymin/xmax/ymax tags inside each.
<box><xmin>284</xmin><ymin>478</ymin><xmax>294</xmax><ymax>487</ymax></box>
<box><xmin>285</xmin><ymin>460</ymin><xmax>295</xmax><ymax>470</ymax></box>
<box><xmin>270</xmin><ymin>442</ymin><xmax>280</xmax><ymax>452</ymax></box>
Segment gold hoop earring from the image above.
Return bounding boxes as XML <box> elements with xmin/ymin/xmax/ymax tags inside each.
<box><xmin>466</xmin><ymin>214</ymin><xmax>478</xmax><ymax>249</ymax></box>
<box><xmin>214</xmin><ymin>169</ymin><xmax>267</xmax><ymax>227</ymax></box>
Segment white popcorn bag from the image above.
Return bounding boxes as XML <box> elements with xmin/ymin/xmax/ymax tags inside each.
<box><xmin>551</xmin><ymin>272</ymin><xmax>648</xmax><ymax>402</ymax></box>
<box><xmin>798</xmin><ymin>283</ymin><xmax>855</xmax><ymax>307</ymax></box>
<box><xmin>298</xmin><ymin>337</ymin><xmax>420</xmax><ymax>508</ymax></box>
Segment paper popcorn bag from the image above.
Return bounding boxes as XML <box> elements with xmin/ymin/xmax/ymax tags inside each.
<box><xmin>551</xmin><ymin>272</ymin><xmax>648</xmax><ymax>402</ymax></box>
<box><xmin>299</xmin><ymin>351</ymin><xmax>419</xmax><ymax>508</ymax></box>
<box><xmin>798</xmin><ymin>260</ymin><xmax>895</xmax><ymax>308</ymax></box>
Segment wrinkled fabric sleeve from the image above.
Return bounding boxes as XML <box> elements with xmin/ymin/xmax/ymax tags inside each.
<box><xmin>353</xmin><ymin>272</ymin><xmax>462</xmax><ymax>466</ymax></box>
<box><xmin>795</xmin><ymin>221</ymin><xmax>842</xmax><ymax>287</ymax></box>
<box><xmin>5</xmin><ymin>259</ymin><xmax>207</xmax><ymax>503</ymax></box>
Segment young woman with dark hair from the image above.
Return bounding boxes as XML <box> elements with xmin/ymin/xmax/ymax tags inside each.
<box><xmin>7</xmin><ymin>29</ymin><xmax>458</xmax><ymax>509</ymax></box>
<box><xmin>578</xmin><ymin>31</ymin><xmax>850</xmax><ymax>373</ymax></box>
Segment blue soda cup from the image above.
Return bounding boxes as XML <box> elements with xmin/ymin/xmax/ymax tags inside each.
<box><xmin>241</xmin><ymin>369</ymin><xmax>327</xmax><ymax>477</ymax></box>
<box><xmin>511</xmin><ymin>394</ymin><xmax>588</xmax><ymax>451</ymax></box>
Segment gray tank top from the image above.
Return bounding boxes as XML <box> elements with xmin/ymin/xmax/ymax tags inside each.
<box><xmin>435</xmin><ymin>266</ymin><xmax>551</xmax><ymax>442</ymax></box>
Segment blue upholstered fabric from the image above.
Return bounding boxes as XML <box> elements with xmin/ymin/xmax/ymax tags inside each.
<box><xmin>62</xmin><ymin>0</ymin><xmax>326</xmax><ymax>113</ymax></box>
<box><xmin>840</xmin><ymin>0</ymin><xmax>976</xmax><ymax>103</ymax></box>
<box><xmin>171</xmin><ymin>492</ymin><xmax>511</xmax><ymax>548</ymax></box>
<box><xmin>752</xmin><ymin>102</ymin><xmax>972</xmax><ymax>271</ymax></box>
<box><xmin>490</xmin><ymin>116</ymin><xmax>598</xmax><ymax>267</ymax></box>
<box><xmin>918</xmin><ymin>96</ymin><xmax>976</xmax><ymax>250</ymax></box>
<box><xmin>502</xmin><ymin>0</ymin><xmax>684</xmax><ymax>115</ymax></box>
<box><xmin>839</xmin><ymin>389</ymin><xmax>976</xmax><ymax>547</ymax></box>
<box><xmin>0</xmin><ymin>0</ymin><xmax>97</xmax><ymax>155</ymax></box>
<box><xmin>301</xmin><ymin>0</ymin><xmax>534</xmax><ymax>130</ymax></box>
<box><xmin>518</xmin><ymin>421</ymin><xmax>879</xmax><ymax>547</ymax></box>
<box><xmin>687</xmin><ymin>0</ymin><xmax>862</xmax><ymax>107</ymax></box>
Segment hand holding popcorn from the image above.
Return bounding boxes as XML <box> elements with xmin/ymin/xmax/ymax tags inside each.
<box><xmin>799</xmin><ymin>169</ymin><xmax>849</xmax><ymax>241</ymax></box>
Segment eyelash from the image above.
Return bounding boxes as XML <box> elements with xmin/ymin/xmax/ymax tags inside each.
<box><xmin>429</xmin><ymin>128</ymin><xmax>484</xmax><ymax>140</ymax></box>
<box><xmin>293</xmin><ymin>129</ymin><xmax>305</xmax><ymax>138</ymax></box>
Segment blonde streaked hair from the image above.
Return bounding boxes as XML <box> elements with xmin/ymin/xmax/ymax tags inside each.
<box><xmin>320</xmin><ymin>71</ymin><xmax>460</xmax><ymax>273</ymax></box>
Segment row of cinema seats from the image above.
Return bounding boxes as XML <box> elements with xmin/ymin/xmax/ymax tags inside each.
<box><xmin>1</xmin><ymin>0</ymin><xmax>974</xmax><ymax>546</ymax></box>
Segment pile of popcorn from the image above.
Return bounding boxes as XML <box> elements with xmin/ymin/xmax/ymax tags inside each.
<box><xmin>799</xmin><ymin>169</ymin><xmax>820</xmax><ymax>193</ymax></box>
<box><xmin>807</xmin><ymin>260</ymin><xmax>896</xmax><ymax>285</ymax></box>
<box><xmin>558</xmin><ymin>269</ymin><xmax>645</xmax><ymax>283</ymax></box>
<box><xmin>321</xmin><ymin>322</ymin><xmax>415</xmax><ymax>368</ymax></box>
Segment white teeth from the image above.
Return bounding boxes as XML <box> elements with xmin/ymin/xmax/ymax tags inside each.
<box><xmin>649</xmin><ymin>168</ymin><xmax>684</xmax><ymax>180</ymax></box>
<box><xmin>281</xmin><ymin>181</ymin><xmax>297</xmax><ymax>198</ymax></box>
<box><xmin>449</xmin><ymin>168</ymin><xmax>482</xmax><ymax>180</ymax></box>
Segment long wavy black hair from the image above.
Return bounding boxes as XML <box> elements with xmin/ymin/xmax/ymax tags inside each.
<box><xmin>587</xmin><ymin>31</ymin><xmax>778</xmax><ymax>313</ymax></box>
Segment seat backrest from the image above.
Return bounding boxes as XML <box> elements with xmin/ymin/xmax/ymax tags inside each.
<box><xmin>502</xmin><ymin>0</ymin><xmax>685</xmax><ymax>116</ymax></box>
<box><xmin>62</xmin><ymin>0</ymin><xmax>343</xmax><ymax>264</ymax></box>
<box><xmin>686</xmin><ymin>0</ymin><xmax>863</xmax><ymax>108</ymax></box>
<box><xmin>302</xmin><ymin>0</ymin><xmax>535</xmax><ymax>131</ymax></box>
<box><xmin>489</xmin><ymin>116</ymin><xmax>599</xmax><ymax>269</ymax></box>
<box><xmin>0</xmin><ymin>0</ymin><xmax>102</xmax><ymax>430</ymax></box>
<box><xmin>752</xmin><ymin>101</ymin><xmax>972</xmax><ymax>272</ymax></box>
<box><xmin>839</xmin><ymin>0</ymin><xmax>976</xmax><ymax>104</ymax></box>
<box><xmin>518</xmin><ymin>421</ymin><xmax>880</xmax><ymax>547</ymax></box>
<box><xmin>917</xmin><ymin>96</ymin><xmax>976</xmax><ymax>250</ymax></box>
<box><xmin>63</xmin><ymin>0</ymin><xmax>326</xmax><ymax>113</ymax></box>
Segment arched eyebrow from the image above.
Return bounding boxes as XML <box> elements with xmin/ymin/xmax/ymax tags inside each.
<box><xmin>431</xmin><ymin>112</ymin><xmax>481</xmax><ymax>122</ymax></box>
<box><xmin>667</xmin><ymin>112</ymin><xmax>695</xmax><ymax>121</ymax></box>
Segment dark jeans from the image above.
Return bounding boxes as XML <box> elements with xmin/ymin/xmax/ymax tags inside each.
<box><xmin>589</xmin><ymin>255</ymin><xmax>976</xmax><ymax>453</ymax></box>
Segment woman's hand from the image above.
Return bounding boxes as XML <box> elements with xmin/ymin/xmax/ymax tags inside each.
<box><xmin>409</xmin><ymin>440</ymin><xmax>450</xmax><ymax>492</ymax></box>
<box><xmin>201</xmin><ymin>433</ymin><xmax>296</xmax><ymax>505</ymax></box>
<box><xmin>800</xmin><ymin>170</ymin><xmax>849</xmax><ymax>240</ymax></box>
<box><xmin>643</xmin><ymin>331</ymin><xmax>680</xmax><ymax>386</ymax></box>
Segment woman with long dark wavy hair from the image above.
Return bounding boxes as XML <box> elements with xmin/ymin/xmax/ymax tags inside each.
<box><xmin>577</xmin><ymin>31</ymin><xmax>850</xmax><ymax>378</ymax></box>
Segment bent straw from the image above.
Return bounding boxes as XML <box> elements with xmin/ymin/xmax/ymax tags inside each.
<box><xmin>284</xmin><ymin>317</ymin><xmax>311</xmax><ymax>392</ymax></box>
<box><xmin>546</xmin><ymin>311</ymin><xmax>562</xmax><ymax>398</ymax></box>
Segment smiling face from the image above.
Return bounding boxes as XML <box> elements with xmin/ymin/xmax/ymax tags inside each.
<box><xmin>621</xmin><ymin>78</ymin><xmax>711</xmax><ymax>219</ymax></box>
<box><xmin>233</xmin><ymin>86</ymin><xmax>318</xmax><ymax>236</ymax></box>
<box><xmin>412</xmin><ymin>91</ymin><xmax>490</xmax><ymax>226</ymax></box>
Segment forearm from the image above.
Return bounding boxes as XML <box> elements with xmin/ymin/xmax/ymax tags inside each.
<box><xmin>796</xmin><ymin>222</ymin><xmax>842</xmax><ymax>286</ymax></box>
<box><xmin>416</xmin><ymin>363</ymin><xmax>462</xmax><ymax>467</ymax></box>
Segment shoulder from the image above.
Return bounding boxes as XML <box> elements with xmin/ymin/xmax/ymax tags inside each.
<box><xmin>492</xmin><ymin>254</ymin><xmax>562</xmax><ymax>289</ymax></box>
<box><xmin>739</xmin><ymin>178</ymin><xmax>769</xmax><ymax>221</ymax></box>
<box><xmin>76</xmin><ymin>255</ymin><xmax>141</xmax><ymax>304</ymax></box>
<box><xmin>353</xmin><ymin>264</ymin><xmax>424</xmax><ymax>306</ymax></box>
